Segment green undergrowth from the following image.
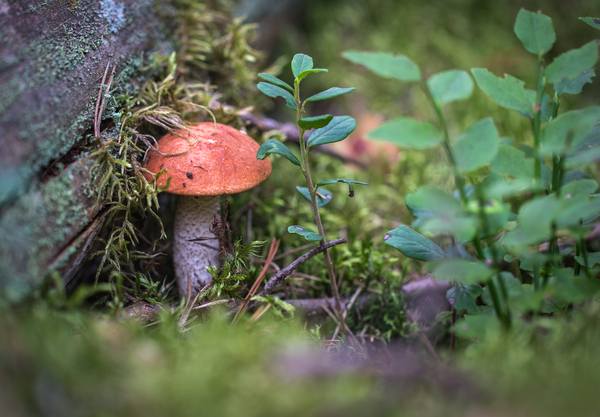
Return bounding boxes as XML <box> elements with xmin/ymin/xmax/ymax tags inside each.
<box><xmin>2</xmin><ymin>299</ymin><xmax>600</xmax><ymax>416</ymax></box>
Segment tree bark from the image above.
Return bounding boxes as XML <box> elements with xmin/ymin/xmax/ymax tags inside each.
<box><xmin>0</xmin><ymin>0</ymin><xmax>174</xmax><ymax>299</ymax></box>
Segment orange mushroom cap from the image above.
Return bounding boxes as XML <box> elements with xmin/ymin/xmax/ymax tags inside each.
<box><xmin>144</xmin><ymin>123</ymin><xmax>272</xmax><ymax>196</ymax></box>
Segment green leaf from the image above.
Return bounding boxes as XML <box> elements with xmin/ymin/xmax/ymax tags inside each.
<box><xmin>466</xmin><ymin>197</ymin><xmax>510</xmax><ymax>237</ymax></box>
<box><xmin>554</xmin><ymin>70</ymin><xmax>595</xmax><ymax>95</ymax></box>
<box><xmin>555</xmin><ymin>195</ymin><xmax>600</xmax><ymax>229</ymax></box>
<box><xmin>454</xmin><ymin>314</ymin><xmax>502</xmax><ymax>340</ymax></box>
<box><xmin>579</xmin><ymin>17</ymin><xmax>600</xmax><ymax>30</ymax></box>
<box><xmin>478</xmin><ymin>172</ymin><xmax>534</xmax><ymax>200</ymax></box>
<box><xmin>256</xmin><ymin>139</ymin><xmax>301</xmax><ymax>166</ymax></box>
<box><xmin>367</xmin><ymin>118</ymin><xmax>442</xmax><ymax>149</ymax></box>
<box><xmin>452</xmin><ymin>118</ymin><xmax>499</xmax><ymax>172</ymax></box>
<box><xmin>307</xmin><ymin>116</ymin><xmax>356</xmax><ymax>147</ymax></box>
<box><xmin>559</xmin><ymin>178</ymin><xmax>598</xmax><ymax>199</ymax></box>
<box><xmin>287</xmin><ymin>225</ymin><xmax>322</xmax><ymax>241</ymax></box>
<box><xmin>296</xmin><ymin>186</ymin><xmax>333</xmax><ymax>208</ymax></box>
<box><xmin>342</xmin><ymin>50</ymin><xmax>421</xmax><ymax>81</ymax></box>
<box><xmin>510</xmin><ymin>284</ymin><xmax>546</xmax><ymax>312</ymax></box>
<box><xmin>564</xmin><ymin>124</ymin><xmax>600</xmax><ymax>168</ymax></box>
<box><xmin>257</xmin><ymin>82</ymin><xmax>297</xmax><ymax>111</ymax></box>
<box><xmin>445</xmin><ymin>244</ymin><xmax>476</xmax><ymax>261</ymax></box>
<box><xmin>447</xmin><ymin>284</ymin><xmax>483</xmax><ymax>314</ymax></box>
<box><xmin>575</xmin><ymin>252</ymin><xmax>600</xmax><ymax>267</ymax></box>
<box><xmin>471</xmin><ymin>68</ymin><xmax>535</xmax><ymax>117</ymax></box>
<box><xmin>291</xmin><ymin>54</ymin><xmax>313</xmax><ymax>78</ymax></box>
<box><xmin>420</xmin><ymin>216</ymin><xmax>478</xmax><ymax>243</ymax></box>
<box><xmin>316</xmin><ymin>178</ymin><xmax>368</xmax><ymax>197</ymax></box>
<box><xmin>297</xmin><ymin>68</ymin><xmax>328</xmax><ymax>81</ymax></box>
<box><xmin>503</xmin><ymin>196</ymin><xmax>562</xmax><ymax>247</ymax></box>
<box><xmin>406</xmin><ymin>187</ymin><xmax>462</xmax><ymax>216</ymax></box>
<box><xmin>298</xmin><ymin>115</ymin><xmax>333</xmax><ymax>130</ymax></box>
<box><xmin>491</xmin><ymin>145</ymin><xmax>532</xmax><ymax>180</ymax></box>
<box><xmin>545</xmin><ymin>40</ymin><xmax>599</xmax><ymax>84</ymax></box>
<box><xmin>428</xmin><ymin>259</ymin><xmax>495</xmax><ymax>284</ymax></box>
<box><xmin>304</xmin><ymin>87</ymin><xmax>355</xmax><ymax>102</ymax></box>
<box><xmin>405</xmin><ymin>187</ymin><xmax>477</xmax><ymax>241</ymax></box>
<box><xmin>491</xmin><ymin>144</ymin><xmax>551</xmax><ymax>188</ymax></box>
<box><xmin>481</xmin><ymin>272</ymin><xmax>523</xmax><ymax>308</ymax></box>
<box><xmin>251</xmin><ymin>295</ymin><xmax>295</xmax><ymax>319</ymax></box>
<box><xmin>540</xmin><ymin>107</ymin><xmax>600</xmax><ymax>155</ymax></box>
<box><xmin>514</xmin><ymin>9</ymin><xmax>556</xmax><ymax>55</ymax></box>
<box><xmin>257</xmin><ymin>73</ymin><xmax>293</xmax><ymax>91</ymax></box>
<box><xmin>426</xmin><ymin>70</ymin><xmax>474</xmax><ymax>105</ymax></box>
<box><xmin>384</xmin><ymin>225</ymin><xmax>446</xmax><ymax>261</ymax></box>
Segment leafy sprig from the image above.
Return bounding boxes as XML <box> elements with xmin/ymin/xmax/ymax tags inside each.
<box><xmin>256</xmin><ymin>54</ymin><xmax>366</xmax><ymax>332</ymax></box>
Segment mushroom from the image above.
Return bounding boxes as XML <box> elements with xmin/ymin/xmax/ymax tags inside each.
<box><xmin>144</xmin><ymin>123</ymin><xmax>272</xmax><ymax>299</ymax></box>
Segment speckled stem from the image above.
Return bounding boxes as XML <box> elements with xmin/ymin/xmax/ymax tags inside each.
<box><xmin>173</xmin><ymin>195</ymin><xmax>221</xmax><ymax>300</ymax></box>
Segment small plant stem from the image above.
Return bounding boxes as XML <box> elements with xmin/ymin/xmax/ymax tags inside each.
<box><xmin>551</xmin><ymin>93</ymin><xmax>562</xmax><ymax>194</ymax></box>
<box><xmin>578</xmin><ymin>237</ymin><xmax>592</xmax><ymax>279</ymax></box>
<box><xmin>574</xmin><ymin>242</ymin><xmax>582</xmax><ymax>276</ymax></box>
<box><xmin>488</xmin><ymin>277</ymin><xmax>509</xmax><ymax>327</ymax></box>
<box><xmin>421</xmin><ymin>84</ymin><xmax>468</xmax><ymax>204</ymax></box>
<box><xmin>533</xmin><ymin>263</ymin><xmax>542</xmax><ymax>289</ymax></box>
<box><xmin>424</xmin><ymin>85</ymin><xmax>510</xmax><ymax>327</ymax></box>
<box><xmin>294</xmin><ymin>80</ymin><xmax>347</xmax><ymax>333</ymax></box>
<box><xmin>423</xmin><ymin>82</ymin><xmax>515</xmax><ymax>328</ymax></box>
<box><xmin>532</xmin><ymin>57</ymin><xmax>546</xmax><ymax>197</ymax></box>
<box><xmin>548</xmin><ymin>96</ymin><xmax>563</xmax><ymax>272</ymax></box>
<box><xmin>543</xmin><ymin>222</ymin><xmax>558</xmax><ymax>288</ymax></box>
<box><xmin>450</xmin><ymin>308</ymin><xmax>457</xmax><ymax>353</ymax></box>
<box><xmin>476</xmin><ymin>188</ymin><xmax>511</xmax><ymax>326</ymax></box>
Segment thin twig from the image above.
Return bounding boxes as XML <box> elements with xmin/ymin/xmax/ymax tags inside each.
<box><xmin>94</xmin><ymin>62</ymin><xmax>115</xmax><ymax>138</ymax></box>
<box><xmin>94</xmin><ymin>62</ymin><xmax>111</xmax><ymax>137</ymax></box>
<box><xmin>192</xmin><ymin>298</ymin><xmax>234</xmax><ymax>310</ymax></box>
<box><xmin>264</xmin><ymin>238</ymin><xmax>347</xmax><ymax>293</ymax></box>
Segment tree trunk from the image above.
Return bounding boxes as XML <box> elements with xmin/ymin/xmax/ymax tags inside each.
<box><xmin>0</xmin><ymin>0</ymin><xmax>174</xmax><ymax>300</ymax></box>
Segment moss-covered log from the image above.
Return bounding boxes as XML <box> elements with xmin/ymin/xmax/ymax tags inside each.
<box><xmin>0</xmin><ymin>0</ymin><xmax>174</xmax><ymax>299</ymax></box>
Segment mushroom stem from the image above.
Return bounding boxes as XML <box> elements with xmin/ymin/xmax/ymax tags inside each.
<box><xmin>173</xmin><ymin>195</ymin><xmax>221</xmax><ymax>299</ymax></box>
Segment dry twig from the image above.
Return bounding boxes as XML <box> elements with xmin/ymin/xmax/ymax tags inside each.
<box><xmin>263</xmin><ymin>238</ymin><xmax>347</xmax><ymax>293</ymax></box>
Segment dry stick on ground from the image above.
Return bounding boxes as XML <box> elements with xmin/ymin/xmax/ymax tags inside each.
<box><xmin>263</xmin><ymin>238</ymin><xmax>347</xmax><ymax>294</ymax></box>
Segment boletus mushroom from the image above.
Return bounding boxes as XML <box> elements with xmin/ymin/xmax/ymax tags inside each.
<box><xmin>144</xmin><ymin>123</ymin><xmax>271</xmax><ymax>299</ymax></box>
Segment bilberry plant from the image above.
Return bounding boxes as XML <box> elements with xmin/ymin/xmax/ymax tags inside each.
<box><xmin>345</xmin><ymin>10</ymin><xmax>600</xmax><ymax>333</ymax></box>
<box><xmin>256</xmin><ymin>54</ymin><xmax>366</xmax><ymax>331</ymax></box>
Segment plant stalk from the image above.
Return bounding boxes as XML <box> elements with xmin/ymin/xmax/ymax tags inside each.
<box><xmin>294</xmin><ymin>79</ymin><xmax>347</xmax><ymax>333</ymax></box>
<box><xmin>424</xmin><ymin>84</ymin><xmax>510</xmax><ymax>327</ymax></box>
<box><xmin>532</xmin><ymin>57</ymin><xmax>546</xmax><ymax>197</ymax></box>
